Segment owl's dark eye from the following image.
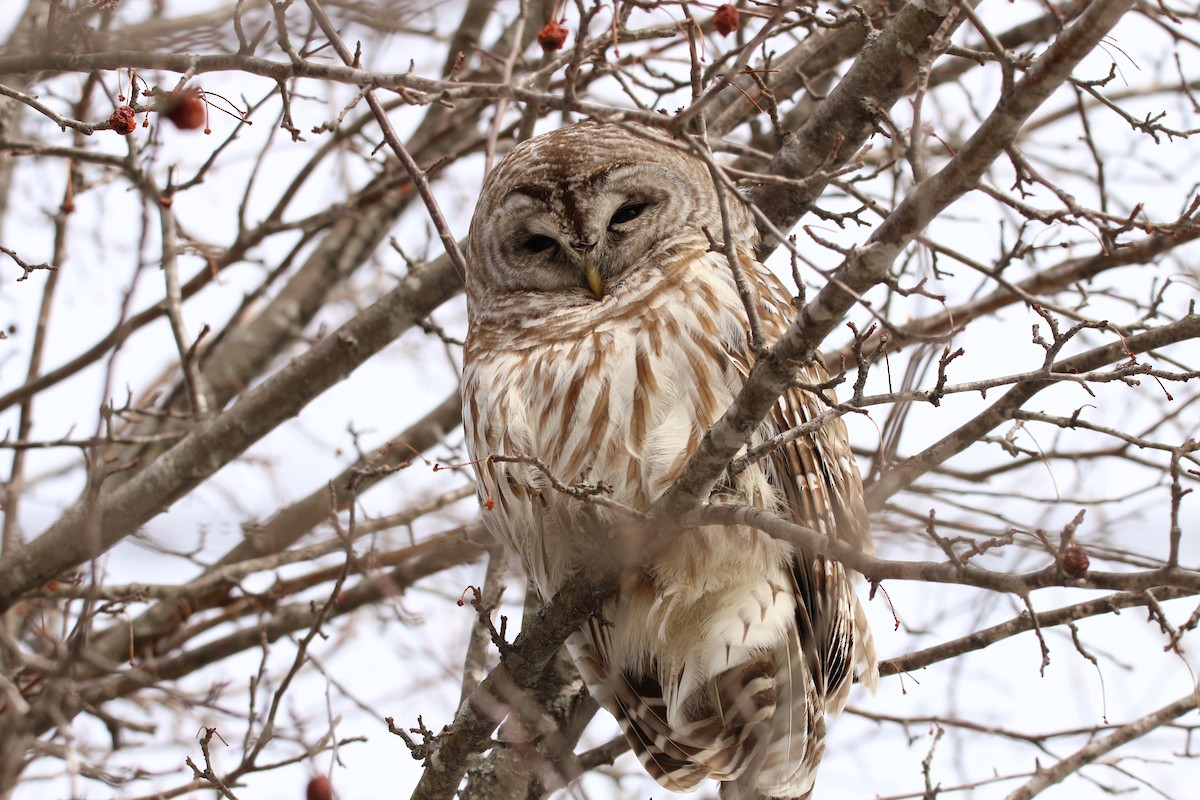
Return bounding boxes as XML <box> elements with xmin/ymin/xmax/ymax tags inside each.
<box><xmin>609</xmin><ymin>203</ymin><xmax>647</xmax><ymax>227</ymax></box>
<box><xmin>523</xmin><ymin>234</ymin><xmax>557</xmax><ymax>253</ymax></box>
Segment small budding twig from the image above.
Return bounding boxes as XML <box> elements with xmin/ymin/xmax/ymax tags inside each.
<box><xmin>925</xmin><ymin>509</ymin><xmax>964</xmax><ymax>569</ymax></box>
<box><xmin>386</xmin><ymin>714</ymin><xmax>452</xmax><ymax>766</ymax></box>
<box><xmin>458</xmin><ymin>548</ymin><xmax>508</xmax><ymax>705</ymax></box>
<box><xmin>869</xmin><ymin>580</ymin><xmax>904</xmax><ymax>632</ymax></box>
<box><xmin>925</xmin><ymin>345</ymin><xmax>965</xmax><ymax>408</ymax></box>
<box><xmin>1067</xmin><ymin>620</ymin><xmax>1109</xmax><ymax>724</ymax></box>
<box><xmin>688</xmin><ymin>133</ymin><xmax>767</xmax><ymax>355</ymax></box>
<box><xmin>1142</xmin><ymin>590</ymin><xmax>1190</xmax><ymax>656</ymax></box>
<box><xmin>845</xmin><ymin>321</ymin><xmax>883</xmax><ymax>402</ymax></box>
<box><xmin>920</xmin><ymin>722</ymin><xmax>945</xmax><ymax>798</ymax></box>
<box><xmin>1165</xmin><ymin>602</ymin><xmax>1200</xmax><ymax>655</ymax></box>
<box><xmin>458</xmin><ymin>584</ymin><xmax>511</xmax><ymax>655</ymax></box>
<box><xmin>186</xmin><ymin>727</ymin><xmax>239</xmax><ymax>800</ymax></box>
<box><xmin>1</xmin><ymin>245</ymin><xmax>57</xmax><ymax>281</ymax></box>
<box><xmin>489</xmin><ymin>454</ymin><xmax>645</xmax><ymax>520</ymax></box>
<box><xmin>1022</xmin><ymin>593</ymin><xmax>1052</xmax><ymax>677</ymax></box>
<box><xmin>1030</xmin><ymin>304</ymin><xmax>1120</xmax><ymax>374</ymax></box>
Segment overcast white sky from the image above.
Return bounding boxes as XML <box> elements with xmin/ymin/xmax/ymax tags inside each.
<box><xmin>2</xmin><ymin>2</ymin><xmax>1198</xmax><ymax>798</ymax></box>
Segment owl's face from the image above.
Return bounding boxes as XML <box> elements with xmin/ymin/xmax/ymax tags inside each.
<box><xmin>467</xmin><ymin>122</ymin><xmax>753</xmax><ymax>316</ymax></box>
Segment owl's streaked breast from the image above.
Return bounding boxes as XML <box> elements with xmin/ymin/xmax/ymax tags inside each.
<box><xmin>462</xmin><ymin>247</ymin><xmax>773</xmax><ymax>597</ymax></box>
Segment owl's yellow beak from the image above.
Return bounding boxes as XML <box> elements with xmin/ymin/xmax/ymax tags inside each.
<box><xmin>583</xmin><ymin>258</ymin><xmax>605</xmax><ymax>298</ymax></box>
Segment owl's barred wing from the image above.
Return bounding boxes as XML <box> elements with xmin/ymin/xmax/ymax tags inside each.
<box><xmin>723</xmin><ymin>282</ymin><xmax>879</xmax><ymax>706</ymax></box>
<box><xmin>771</xmin><ymin>378</ymin><xmax>878</xmax><ymax>701</ymax></box>
<box><xmin>771</xmin><ymin>385</ymin><xmax>871</xmax><ymax>549</ymax></box>
<box><xmin>710</xmin><ymin>308</ymin><xmax>877</xmax><ymax>795</ymax></box>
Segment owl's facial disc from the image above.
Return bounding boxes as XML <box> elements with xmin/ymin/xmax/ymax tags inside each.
<box><xmin>481</xmin><ymin>159</ymin><xmax>690</xmax><ymax>301</ymax></box>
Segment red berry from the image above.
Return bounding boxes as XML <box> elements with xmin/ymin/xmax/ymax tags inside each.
<box><xmin>714</xmin><ymin>4</ymin><xmax>739</xmax><ymax>37</ymax></box>
<box><xmin>306</xmin><ymin>775</ymin><xmax>333</xmax><ymax>800</ymax></box>
<box><xmin>1062</xmin><ymin>545</ymin><xmax>1090</xmax><ymax>578</ymax></box>
<box><xmin>109</xmin><ymin>106</ymin><xmax>136</xmax><ymax>135</ymax></box>
<box><xmin>537</xmin><ymin>20</ymin><xmax>568</xmax><ymax>51</ymax></box>
<box><xmin>162</xmin><ymin>90</ymin><xmax>206</xmax><ymax>130</ymax></box>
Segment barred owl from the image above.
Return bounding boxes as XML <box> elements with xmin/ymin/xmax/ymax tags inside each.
<box><xmin>462</xmin><ymin>121</ymin><xmax>876</xmax><ymax>799</ymax></box>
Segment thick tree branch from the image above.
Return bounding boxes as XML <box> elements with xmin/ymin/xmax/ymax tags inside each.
<box><xmin>701</xmin><ymin>501</ymin><xmax>1200</xmax><ymax>595</ymax></box>
<box><xmin>653</xmin><ymin>0</ymin><xmax>1138</xmax><ymax>521</ymax></box>
<box><xmin>408</xmin><ymin>564</ymin><xmax>622</xmax><ymax>800</ymax></box>
<box><xmin>881</xmin><ymin>587</ymin><xmax>1193</xmax><ymax>676</ymax></box>
<box><xmin>0</xmin><ymin>254</ymin><xmax>462</xmax><ymax>613</ymax></box>
<box><xmin>1003</xmin><ymin>691</ymin><xmax>1199</xmax><ymax>800</ymax></box>
<box><xmin>748</xmin><ymin>0</ymin><xmax>962</xmax><ymax>255</ymax></box>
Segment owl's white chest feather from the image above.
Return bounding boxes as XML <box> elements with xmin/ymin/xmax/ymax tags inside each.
<box><xmin>466</xmin><ymin>258</ymin><xmax>765</xmax><ymax>571</ymax></box>
<box><xmin>463</xmin><ymin>253</ymin><xmax>801</xmax><ymax>707</ymax></box>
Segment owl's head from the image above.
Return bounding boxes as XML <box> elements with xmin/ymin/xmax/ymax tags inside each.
<box><xmin>466</xmin><ymin>121</ymin><xmax>755</xmax><ymax>316</ymax></box>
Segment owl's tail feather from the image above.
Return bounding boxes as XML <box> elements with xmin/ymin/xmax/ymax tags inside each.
<box><xmin>616</xmin><ymin>651</ymin><xmax>786</xmax><ymax>792</ymax></box>
<box><xmin>571</xmin><ymin>617</ymin><xmax>818</xmax><ymax>795</ymax></box>
<box><xmin>717</xmin><ymin>625</ymin><xmax>824</xmax><ymax>800</ymax></box>
<box><xmin>569</xmin><ymin>623</ymin><xmax>704</xmax><ymax>792</ymax></box>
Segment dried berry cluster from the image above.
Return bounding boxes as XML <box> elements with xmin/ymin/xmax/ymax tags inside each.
<box><xmin>108</xmin><ymin>105</ymin><xmax>136</xmax><ymax>135</ymax></box>
<box><xmin>714</xmin><ymin>4</ymin><xmax>739</xmax><ymax>37</ymax></box>
<box><xmin>537</xmin><ymin>19</ymin><xmax>568</xmax><ymax>52</ymax></box>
